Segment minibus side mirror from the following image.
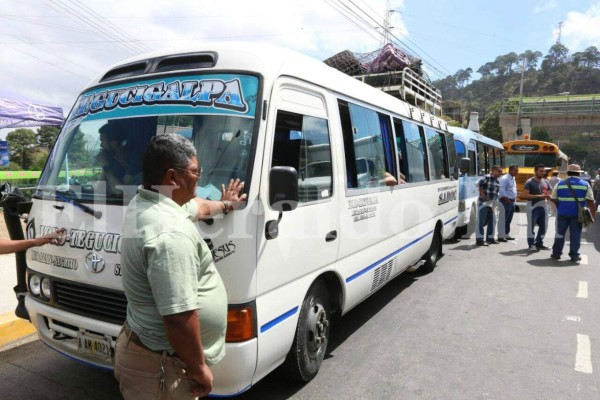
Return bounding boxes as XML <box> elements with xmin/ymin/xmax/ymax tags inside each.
<box><xmin>459</xmin><ymin>158</ymin><xmax>471</xmax><ymax>175</ymax></box>
<box><xmin>266</xmin><ymin>167</ymin><xmax>298</xmax><ymax>240</ymax></box>
<box><xmin>269</xmin><ymin>166</ymin><xmax>298</xmax><ymax>212</ymax></box>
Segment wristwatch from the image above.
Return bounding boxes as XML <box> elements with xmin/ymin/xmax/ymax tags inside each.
<box><xmin>221</xmin><ymin>200</ymin><xmax>232</xmax><ymax>215</ymax></box>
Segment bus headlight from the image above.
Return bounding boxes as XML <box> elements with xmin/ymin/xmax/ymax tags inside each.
<box><xmin>41</xmin><ymin>277</ymin><xmax>52</xmax><ymax>299</ymax></box>
<box><xmin>29</xmin><ymin>275</ymin><xmax>41</xmax><ymax>296</ymax></box>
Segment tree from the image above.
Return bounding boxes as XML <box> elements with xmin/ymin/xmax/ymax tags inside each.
<box><xmin>454</xmin><ymin>67</ymin><xmax>473</xmax><ymax>88</ymax></box>
<box><xmin>561</xmin><ymin>142</ymin><xmax>588</xmax><ymax>166</ymax></box>
<box><xmin>7</xmin><ymin>128</ymin><xmax>37</xmax><ymax>169</ymax></box>
<box><xmin>29</xmin><ymin>148</ymin><xmax>50</xmax><ymax>170</ymax></box>
<box><xmin>542</xmin><ymin>43</ymin><xmax>569</xmax><ymax>70</ymax></box>
<box><xmin>572</xmin><ymin>46</ymin><xmax>600</xmax><ymax>68</ymax></box>
<box><xmin>504</xmin><ymin>52</ymin><xmax>519</xmax><ymax>75</ymax></box>
<box><xmin>480</xmin><ymin>102</ymin><xmax>503</xmax><ymax>142</ymax></box>
<box><xmin>531</xmin><ymin>126</ymin><xmax>552</xmax><ymax>142</ymax></box>
<box><xmin>477</xmin><ymin>62</ymin><xmax>495</xmax><ymax>77</ymax></box>
<box><xmin>37</xmin><ymin>126</ymin><xmax>60</xmax><ymax>149</ymax></box>
<box><xmin>519</xmin><ymin>50</ymin><xmax>543</xmax><ymax>70</ymax></box>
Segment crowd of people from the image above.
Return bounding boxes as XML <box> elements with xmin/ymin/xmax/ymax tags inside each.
<box><xmin>475</xmin><ymin>163</ymin><xmax>597</xmax><ymax>262</ymax></box>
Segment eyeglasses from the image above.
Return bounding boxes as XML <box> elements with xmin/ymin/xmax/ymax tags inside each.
<box><xmin>174</xmin><ymin>166</ymin><xmax>202</xmax><ymax>179</ymax></box>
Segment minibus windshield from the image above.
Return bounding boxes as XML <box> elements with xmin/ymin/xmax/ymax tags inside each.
<box><xmin>36</xmin><ymin>73</ymin><xmax>259</xmax><ymax>205</ymax></box>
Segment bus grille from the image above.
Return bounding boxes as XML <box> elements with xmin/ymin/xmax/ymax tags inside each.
<box><xmin>54</xmin><ymin>281</ymin><xmax>127</xmax><ymax>325</ymax></box>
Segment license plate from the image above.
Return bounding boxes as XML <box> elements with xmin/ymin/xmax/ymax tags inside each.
<box><xmin>77</xmin><ymin>331</ymin><xmax>112</xmax><ymax>362</ymax></box>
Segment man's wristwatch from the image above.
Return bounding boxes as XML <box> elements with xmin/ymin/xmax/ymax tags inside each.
<box><xmin>221</xmin><ymin>200</ymin><xmax>232</xmax><ymax>215</ymax></box>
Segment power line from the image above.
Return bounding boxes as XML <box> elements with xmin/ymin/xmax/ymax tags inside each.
<box><xmin>2</xmin><ymin>33</ymin><xmax>94</xmax><ymax>73</ymax></box>
<box><xmin>323</xmin><ymin>0</ymin><xmax>384</xmax><ymax>44</ymax></box>
<box><xmin>67</xmin><ymin>0</ymin><xmax>153</xmax><ymax>53</ymax></box>
<box><xmin>344</xmin><ymin>0</ymin><xmax>451</xmax><ymax>78</ymax></box>
<box><xmin>3</xmin><ymin>42</ymin><xmax>89</xmax><ymax>79</ymax></box>
<box><xmin>43</xmin><ymin>0</ymin><xmax>142</xmax><ymax>55</ymax></box>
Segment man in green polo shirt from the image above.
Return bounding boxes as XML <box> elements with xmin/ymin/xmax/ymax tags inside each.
<box><xmin>115</xmin><ymin>133</ymin><xmax>245</xmax><ymax>399</ymax></box>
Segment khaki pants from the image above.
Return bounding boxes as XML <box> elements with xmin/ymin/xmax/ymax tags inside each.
<box><xmin>114</xmin><ymin>325</ymin><xmax>198</xmax><ymax>400</ymax></box>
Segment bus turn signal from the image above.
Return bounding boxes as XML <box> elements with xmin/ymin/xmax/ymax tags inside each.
<box><xmin>226</xmin><ymin>307</ymin><xmax>254</xmax><ymax>342</ymax></box>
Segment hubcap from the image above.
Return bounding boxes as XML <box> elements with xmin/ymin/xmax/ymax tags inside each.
<box><xmin>306</xmin><ymin>302</ymin><xmax>329</xmax><ymax>354</ymax></box>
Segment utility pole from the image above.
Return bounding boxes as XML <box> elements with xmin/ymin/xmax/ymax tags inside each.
<box><xmin>516</xmin><ymin>58</ymin><xmax>526</xmax><ymax>140</ymax></box>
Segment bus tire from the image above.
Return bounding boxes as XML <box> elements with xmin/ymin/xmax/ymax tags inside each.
<box><xmin>451</xmin><ymin>225</ymin><xmax>467</xmax><ymax>240</ymax></box>
<box><xmin>285</xmin><ymin>280</ymin><xmax>331</xmax><ymax>382</ymax></box>
<box><xmin>421</xmin><ymin>229</ymin><xmax>442</xmax><ymax>274</ymax></box>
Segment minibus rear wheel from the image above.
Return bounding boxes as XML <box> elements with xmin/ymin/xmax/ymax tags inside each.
<box><xmin>421</xmin><ymin>229</ymin><xmax>442</xmax><ymax>274</ymax></box>
<box><xmin>285</xmin><ymin>279</ymin><xmax>331</xmax><ymax>382</ymax></box>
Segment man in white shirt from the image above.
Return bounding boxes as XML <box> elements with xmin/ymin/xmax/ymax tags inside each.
<box><xmin>498</xmin><ymin>165</ymin><xmax>518</xmax><ymax>242</ymax></box>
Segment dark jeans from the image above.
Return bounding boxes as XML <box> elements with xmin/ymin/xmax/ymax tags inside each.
<box><xmin>552</xmin><ymin>214</ymin><xmax>583</xmax><ymax>259</ymax></box>
<box><xmin>498</xmin><ymin>200</ymin><xmax>515</xmax><ymax>238</ymax></box>
<box><xmin>476</xmin><ymin>201</ymin><xmax>495</xmax><ymax>242</ymax></box>
<box><xmin>527</xmin><ymin>204</ymin><xmax>547</xmax><ymax>247</ymax></box>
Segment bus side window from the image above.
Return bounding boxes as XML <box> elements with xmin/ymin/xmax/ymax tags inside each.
<box><xmin>444</xmin><ymin>132</ymin><xmax>457</xmax><ymax>180</ymax></box>
<box><xmin>399</xmin><ymin>120</ymin><xmax>428</xmax><ymax>183</ymax></box>
<box><xmin>272</xmin><ymin>110</ymin><xmax>333</xmax><ymax>202</ymax></box>
<box><xmin>392</xmin><ymin>118</ymin><xmax>409</xmax><ymax>182</ymax></box>
<box><xmin>338</xmin><ymin>100</ymin><xmax>390</xmax><ymax>189</ymax></box>
<box><xmin>477</xmin><ymin>143</ymin><xmax>487</xmax><ymax>175</ymax></box>
<box><xmin>468</xmin><ymin>140</ymin><xmax>477</xmax><ymax>176</ymax></box>
<box><xmin>424</xmin><ymin>128</ymin><xmax>448</xmax><ymax>180</ymax></box>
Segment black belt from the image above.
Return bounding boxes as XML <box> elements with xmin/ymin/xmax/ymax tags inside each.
<box><xmin>123</xmin><ymin>322</ymin><xmax>178</xmax><ymax>357</ymax></box>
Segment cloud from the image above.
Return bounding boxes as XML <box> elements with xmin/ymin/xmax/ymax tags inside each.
<box><xmin>533</xmin><ymin>0</ymin><xmax>558</xmax><ymax>14</ymax></box>
<box><xmin>560</xmin><ymin>3</ymin><xmax>600</xmax><ymax>51</ymax></box>
<box><xmin>0</xmin><ymin>0</ymin><xmax>406</xmax><ymax>118</ymax></box>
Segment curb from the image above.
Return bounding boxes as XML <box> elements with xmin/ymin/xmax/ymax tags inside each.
<box><xmin>0</xmin><ymin>311</ymin><xmax>37</xmax><ymax>352</ymax></box>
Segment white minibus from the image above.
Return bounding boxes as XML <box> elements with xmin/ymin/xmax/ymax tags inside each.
<box><xmin>12</xmin><ymin>42</ymin><xmax>458</xmax><ymax>396</ymax></box>
<box><xmin>448</xmin><ymin>126</ymin><xmax>504</xmax><ymax>238</ymax></box>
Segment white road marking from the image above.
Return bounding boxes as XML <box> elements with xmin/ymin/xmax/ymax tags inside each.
<box><xmin>577</xmin><ymin>281</ymin><xmax>588</xmax><ymax>299</ymax></box>
<box><xmin>564</xmin><ymin>316</ymin><xmax>581</xmax><ymax>322</ymax></box>
<box><xmin>580</xmin><ymin>255</ymin><xmax>588</xmax><ymax>265</ymax></box>
<box><xmin>575</xmin><ymin>334</ymin><xmax>593</xmax><ymax>374</ymax></box>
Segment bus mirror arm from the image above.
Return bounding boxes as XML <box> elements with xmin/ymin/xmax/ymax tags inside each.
<box><xmin>459</xmin><ymin>158</ymin><xmax>471</xmax><ymax>175</ymax></box>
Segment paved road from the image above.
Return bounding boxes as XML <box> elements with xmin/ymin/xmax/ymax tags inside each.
<box><xmin>1</xmin><ymin>211</ymin><xmax>599</xmax><ymax>399</ymax></box>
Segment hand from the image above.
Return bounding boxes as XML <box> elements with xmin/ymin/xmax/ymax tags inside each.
<box><xmin>186</xmin><ymin>363</ymin><xmax>213</xmax><ymax>398</ymax></box>
<box><xmin>34</xmin><ymin>228</ymin><xmax>66</xmax><ymax>246</ymax></box>
<box><xmin>221</xmin><ymin>178</ymin><xmax>247</xmax><ymax>207</ymax></box>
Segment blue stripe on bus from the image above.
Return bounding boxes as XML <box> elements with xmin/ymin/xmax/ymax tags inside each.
<box><xmin>346</xmin><ymin>229</ymin><xmax>434</xmax><ymax>283</ymax></box>
<box><xmin>444</xmin><ymin>216</ymin><xmax>458</xmax><ymax>225</ymax></box>
<box><xmin>260</xmin><ymin>307</ymin><xmax>299</xmax><ymax>333</ymax></box>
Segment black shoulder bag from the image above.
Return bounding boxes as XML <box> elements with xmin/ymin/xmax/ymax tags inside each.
<box><xmin>565</xmin><ymin>179</ymin><xmax>594</xmax><ymax>226</ymax></box>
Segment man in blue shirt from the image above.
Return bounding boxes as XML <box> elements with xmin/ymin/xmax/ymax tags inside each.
<box><xmin>550</xmin><ymin>164</ymin><xmax>596</xmax><ymax>262</ymax></box>
<box><xmin>498</xmin><ymin>165</ymin><xmax>518</xmax><ymax>242</ymax></box>
<box><xmin>476</xmin><ymin>165</ymin><xmax>502</xmax><ymax>246</ymax></box>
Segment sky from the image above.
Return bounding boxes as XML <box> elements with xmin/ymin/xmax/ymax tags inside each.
<box><xmin>1</xmin><ymin>0</ymin><xmax>600</xmax><ymax>134</ymax></box>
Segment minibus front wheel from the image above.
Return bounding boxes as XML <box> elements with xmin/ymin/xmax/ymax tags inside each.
<box><xmin>285</xmin><ymin>279</ymin><xmax>331</xmax><ymax>382</ymax></box>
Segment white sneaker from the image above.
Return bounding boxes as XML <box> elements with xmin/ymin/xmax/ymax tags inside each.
<box><xmin>528</xmin><ymin>245</ymin><xmax>538</xmax><ymax>251</ymax></box>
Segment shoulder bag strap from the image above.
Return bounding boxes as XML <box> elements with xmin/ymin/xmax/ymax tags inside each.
<box><xmin>565</xmin><ymin>179</ymin><xmax>583</xmax><ymax>209</ymax></box>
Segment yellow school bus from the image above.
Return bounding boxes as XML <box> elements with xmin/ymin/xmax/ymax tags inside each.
<box><xmin>502</xmin><ymin>139</ymin><xmax>568</xmax><ymax>202</ymax></box>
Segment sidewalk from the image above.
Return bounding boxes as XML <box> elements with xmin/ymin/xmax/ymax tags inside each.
<box><xmin>0</xmin><ymin>253</ymin><xmax>37</xmax><ymax>351</ymax></box>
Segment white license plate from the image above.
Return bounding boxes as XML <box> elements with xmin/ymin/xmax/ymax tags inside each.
<box><xmin>77</xmin><ymin>331</ymin><xmax>112</xmax><ymax>362</ymax></box>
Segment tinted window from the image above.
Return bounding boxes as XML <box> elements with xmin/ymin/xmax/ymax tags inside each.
<box><xmin>339</xmin><ymin>101</ymin><xmax>393</xmax><ymax>189</ymax></box>
<box><xmin>425</xmin><ymin>128</ymin><xmax>447</xmax><ymax>180</ymax></box>
<box><xmin>401</xmin><ymin>121</ymin><xmax>428</xmax><ymax>182</ymax></box>
<box><xmin>272</xmin><ymin>110</ymin><xmax>332</xmax><ymax>203</ymax></box>
<box><xmin>445</xmin><ymin>132</ymin><xmax>458</xmax><ymax>179</ymax></box>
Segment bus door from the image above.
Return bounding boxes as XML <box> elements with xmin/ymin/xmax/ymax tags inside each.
<box><xmin>254</xmin><ymin>80</ymin><xmax>340</xmax><ymax>377</ymax></box>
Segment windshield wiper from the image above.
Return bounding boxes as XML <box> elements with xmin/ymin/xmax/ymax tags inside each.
<box><xmin>55</xmin><ymin>191</ymin><xmax>102</xmax><ymax>219</ymax></box>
